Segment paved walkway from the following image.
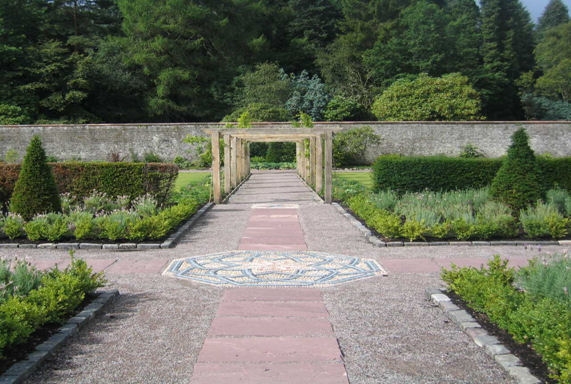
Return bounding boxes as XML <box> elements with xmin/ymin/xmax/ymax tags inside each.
<box><xmin>10</xmin><ymin>170</ymin><xmax>564</xmax><ymax>383</ymax></box>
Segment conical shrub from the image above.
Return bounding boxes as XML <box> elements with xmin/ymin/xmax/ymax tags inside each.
<box><xmin>490</xmin><ymin>128</ymin><xmax>545</xmax><ymax>213</ymax></box>
<box><xmin>10</xmin><ymin>135</ymin><xmax>61</xmax><ymax>221</ymax></box>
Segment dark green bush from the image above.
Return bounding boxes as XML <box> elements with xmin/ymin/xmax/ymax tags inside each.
<box><xmin>490</xmin><ymin>128</ymin><xmax>546</xmax><ymax>213</ymax></box>
<box><xmin>0</xmin><ymin>162</ymin><xmax>178</xmax><ymax>210</ymax></box>
<box><xmin>372</xmin><ymin>154</ymin><xmax>571</xmax><ymax>195</ymax></box>
<box><xmin>372</xmin><ymin>155</ymin><xmax>501</xmax><ymax>194</ymax></box>
<box><xmin>10</xmin><ymin>136</ymin><xmax>62</xmax><ymax>220</ymax></box>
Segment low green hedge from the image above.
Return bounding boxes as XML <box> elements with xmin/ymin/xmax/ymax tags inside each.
<box><xmin>372</xmin><ymin>155</ymin><xmax>571</xmax><ymax>193</ymax></box>
<box><xmin>442</xmin><ymin>256</ymin><xmax>571</xmax><ymax>383</ymax></box>
<box><xmin>0</xmin><ymin>255</ymin><xmax>106</xmax><ymax>358</ymax></box>
<box><xmin>0</xmin><ymin>162</ymin><xmax>179</xmax><ymax>208</ymax></box>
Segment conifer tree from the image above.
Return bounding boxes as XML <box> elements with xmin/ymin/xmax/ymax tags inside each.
<box><xmin>537</xmin><ymin>0</ymin><xmax>570</xmax><ymax>37</ymax></box>
<box><xmin>10</xmin><ymin>136</ymin><xmax>61</xmax><ymax>221</ymax></box>
<box><xmin>490</xmin><ymin>128</ymin><xmax>545</xmax><ymax>213</ymax></box>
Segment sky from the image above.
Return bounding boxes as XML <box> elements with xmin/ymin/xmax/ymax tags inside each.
<box><xmin>520</xmin><ymin>0</ymin><xmax>571</xmax><ymax>22</ymax></box>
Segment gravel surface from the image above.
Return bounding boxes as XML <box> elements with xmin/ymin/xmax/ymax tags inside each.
<box><xmin>8</xmin><ymin>171</ymin><xmax>563</xmax><ymax>383</ymax></box>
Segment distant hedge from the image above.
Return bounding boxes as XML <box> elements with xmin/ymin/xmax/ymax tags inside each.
<box><xmin>0</xmin><ymin>162</ymin><xmax>178</xmax><ymax>208</ymax></box>
<box><xmin>372</xmin><ymin>155</ymin><xmax>571</xmax><ymax>193</ymax></box>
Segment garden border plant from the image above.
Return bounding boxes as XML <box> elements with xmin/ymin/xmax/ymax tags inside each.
<box><xmin>441</xmin><ymin>254</ymin><xmax>571</xmax><ymax>383</ymax></box>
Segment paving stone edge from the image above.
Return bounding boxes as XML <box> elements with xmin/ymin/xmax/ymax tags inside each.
<box><xmin>332</xmin><ymin>202</ymin><xmax>566</xmax><ymax>248</ymax></box>
<box><xmin>0</xmin><ymin>289</ymin><xmax>119</xmax><ymax>384</ymax></box>
<box><xmin>425</xmin><ymin>288</ymin><xmax>541</xmax><ymax>384</ymax></box>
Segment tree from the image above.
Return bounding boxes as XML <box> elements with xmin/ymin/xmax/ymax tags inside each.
<box><xmin>285</xmin><ymin>70</ymin><xmax>330</xmax><ymax>120</ymax></box>
<box><xmin>479</xmin><ymin>0</ymin><xmax>535</xmax><ymax>120</ymax></box>
<box><xmin>371</xmin><ymin>73</ymin><xmax>483</xmax><ymax>121</ymax></box>
<box><xmin>10</xmin><ymin>136</ymin><xmax>61</xmax><ymax>221</ymax></box>
<box><xmin>537</xmin><ymin>0</ymin><xmax>570</xmax><ymax>37</ymax></box>
<box><xmin>534</xmin><ymin>22</ymin><xmax>571</xmax><ymax>103</ymax></box>
<box><xmin>490</xmin><ymin>128</ymin><xmax>545</xmax><ymax>213</ymax></box>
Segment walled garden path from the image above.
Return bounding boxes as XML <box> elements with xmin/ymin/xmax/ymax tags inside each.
<box><xmin>3</xmin><ymin>170</ymin><xmax>561</xmax><ymax>383</ymax></box>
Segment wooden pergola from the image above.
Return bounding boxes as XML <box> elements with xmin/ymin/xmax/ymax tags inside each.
<box><xmin>203</xmin><ymin>127</ymin><xmax>341</xmax><ymax>204</ymax></box>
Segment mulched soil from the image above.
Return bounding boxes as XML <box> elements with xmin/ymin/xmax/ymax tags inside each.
<box><xmin>447</xmin><ymin>290</ymin><xmax>555</xmax><ymax>384</ymax></box>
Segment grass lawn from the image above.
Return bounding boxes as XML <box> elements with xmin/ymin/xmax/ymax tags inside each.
<box><xmin>174</xmin><ymin>171</ymin><xmax>211</xmax><ymax>191</ymax></box>
<box><xmin>334</xmin><ymin>171</ymin><xmax>373</xmax><ymax>189</ymax></box>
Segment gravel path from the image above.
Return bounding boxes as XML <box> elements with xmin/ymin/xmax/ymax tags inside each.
<box><xmin>11</xmin><ymin>170</ymin><xmax>562</xmax><ymax>383</ymax></box>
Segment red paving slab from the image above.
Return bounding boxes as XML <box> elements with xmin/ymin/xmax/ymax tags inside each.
<box><xmin>207</xmin><ymin>317</ymin><xmax>334</xmax><ymax>337</ymax></box>
<box><xmin>191</xmin><ymin>288</ymin><xmax>349</xmax><ymax>384</ymax></box>
<box><xmin>105</xmin><ymin>257</ymin><xmax>170</xmax><ymax>274</ymax></box>
<box><xmin>191</xmin><ymin>361</ymin><xmax>348</xmax><ymax>384</ymax></box>
<box><xmin>238</xmin><ymin>207</ymin><xmax>307</xmax><ymax>251</ymax></box>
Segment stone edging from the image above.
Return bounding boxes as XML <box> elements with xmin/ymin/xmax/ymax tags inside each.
<box><xmin>332</xmin><ymin>202</ymin><xmax>569</xmax><ymax>248</ymax></box>
<box><xmin>0</xmin><ymin>290</ymin><xmax>119</xmax><ymax>384</ymax></box>
<box><xmin>0</xmin><ymin>203</ymin><xmax>214</xmax><ymax>251</ymax></box>
<box><xmin>425</xmin><ymin>288</ymin><xmax>541</xmax><ymax>384</ymax></box>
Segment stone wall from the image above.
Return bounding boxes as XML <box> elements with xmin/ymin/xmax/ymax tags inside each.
<box><xmin>0</xmin><ymin>121</ymin><xmax>569</xmax><ymax>163</ymax></box>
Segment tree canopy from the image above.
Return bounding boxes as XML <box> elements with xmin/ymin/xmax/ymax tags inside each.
<box><xmin>0</xmin><ymin>0</ymin><xmax>569</xmax><ymax>123</ymax></box>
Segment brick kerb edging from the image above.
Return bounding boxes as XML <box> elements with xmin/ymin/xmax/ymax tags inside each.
<box><xmin>425</xmin><ymin>288</ymin><xmax>541</xmax><ymax>384</ymax></box>
<box><xmin>0</xmin><ymin>290</ymin><xmax>119</xmax><ymax>384</ymax></box>
<box><xmin>332</xmin><ymin>202</ymin><xmax>569</xmax><ymax>248</ymax></box>
<box><xmin>0</xmin><ymin>203</ymin><xmax>214</xmax><ymax>251</ymax></box>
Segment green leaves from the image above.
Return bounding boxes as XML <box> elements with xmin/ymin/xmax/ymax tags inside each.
<box><xmin>371</xmin><ymin>73</ymin><xmax>483</xmax><ymax>121</ymax></box>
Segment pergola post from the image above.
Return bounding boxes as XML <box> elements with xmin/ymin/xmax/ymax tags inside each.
<box><xmin>211</xmin><ymin>131</ymin><xmax>221</xmax><ymax>204</ymax></box>
<box><xmin>296</xmin><ymin>141</ymin><xmax>303</xmax><ymax>178</ymax></box>
<box><xmin>324</xmin><ymin>130</ymin><xmax>333</xmax><ymax>203</ymax></box>
<box><xmin>236</xmin><ymin>138</ymin><xmax>243</xmax><ymax>183</ymax></box>
<box><xmin>230</xmin><ymin>136</ymin><xmax>238</xmax><ymax>189</ymax></box>
<box><xmin>309</xmin><ymin>136</ymin><xmax>316</xmax><ymax>186</ymax></box>
<box><xmin>315</xmin><ymin>134</ymin><xmax>323</xmax><ymax>195</ymax></box>
<box><xmin>224</xmin><ymin>134</ymin><xmax>231</xmax><ymax>194</ymax></box>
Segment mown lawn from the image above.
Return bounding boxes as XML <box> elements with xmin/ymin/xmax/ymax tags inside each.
<box><xmin>174</xmin><ymin>171</ymin><xmax>211</xmax><ymax>191</ymax></box>
<box><xmin>334</xmin><ymin>171</ymin><xmax>373</xmax><ymax>189</ymax></box>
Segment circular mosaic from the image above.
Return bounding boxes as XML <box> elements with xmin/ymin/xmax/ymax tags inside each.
<box><xmin>163</xmin><ymin>250</ymin><xmax>386</xmax><ymax>287</ymax></box>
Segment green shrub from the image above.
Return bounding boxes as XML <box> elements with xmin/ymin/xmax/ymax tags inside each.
<box><xmin>10</xmin><ymin>136</ymin><xmax>62</xmax><ymax>220</ymax></box>
<box><xmin>0</xmin><ymin>254</ymin><xmax>105</xmax><ymax>357</ymax></box>
<box><xmin>516</xmin><ymin>255</ymin><xmax>571</xmax><ymax>308</ymax></box>
<box><xmin>333</xmin><ymin>126</ymin><xmax>381</xmax><ymax>167</ymax></box>
<box><xmin>2</xmin><ymin>214</ymin><xmax>24</xmax><ymax>240</ymax></box>
<box><xmin>70</xmin><ymin>211</ymin><xmax>96</xmax><ymax>240</ymax></box>
<box><xmin>442</xmin><ymin>256</ymin><xmax>571</xmax><ymax>382</ymax></box>
<box><xmin>490</xmin><ymin>128</ymin><xmax>546</xmax><ymax>213</ymax></box>
<box><xmin>24</xmin><ymin>213</ymin><xmax>70</xmax><ymax>242</ymax></box>
<box><xmin>520</xmin><ymin>202</ymin><xmax>569</xmax><ymax>239</ymax></box>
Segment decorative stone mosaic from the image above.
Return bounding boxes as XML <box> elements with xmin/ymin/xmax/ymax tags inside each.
<box><xmin>163</xmin><ymin>250</ymin><xmax>386</xmax><ymax>287</ymax></box>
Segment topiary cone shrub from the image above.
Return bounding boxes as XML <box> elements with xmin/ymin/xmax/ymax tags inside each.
<box><xmin>9</xmin><ymin>135</ymin><xmax>61</xmax><ymax>221</ymax></box>
<box><xmin>490</xmin><ymin>128</ymin><xmax>545</xmax><ymax>214</ymax></box>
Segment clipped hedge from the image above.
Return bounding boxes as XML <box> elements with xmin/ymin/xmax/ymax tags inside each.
<box><xmin>0</xmin><ymin>162</ymin><xmax>178</xmax><ymax>208</ymax></box>
<box><xmin>372</xmin><ymin>155</ymin><xmax>501</xmax><ymax>193</ymax></box>
<box><xmin>372</xmin><ymin>155</ymin><xmax>571</xmax><ymax>194</ymax></box>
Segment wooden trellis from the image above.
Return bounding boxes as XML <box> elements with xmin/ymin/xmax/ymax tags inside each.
<box><xmin>203</xmin><ymin>127</ymin><xmax>340</xmax><ymax>204</ymax></box>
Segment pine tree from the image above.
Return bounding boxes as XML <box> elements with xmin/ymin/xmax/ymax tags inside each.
<box><xmin>537</xmin><ymin>0</ymin><xmax>570</xmax><ymax>37</ymax></box>
<box><xmin>479</xmin><ymin>0</ymin><xmax>535</xmax><ymax>120</ymax></box>
<box><xmin>490</xmin><ymin>128</ymin><xmax>545</xmax><ymax>214</ymax></box>
<box><xmin>9</xmin><ymin>136</ymin><xmax>61</xmax><ymax>221</ymax></box>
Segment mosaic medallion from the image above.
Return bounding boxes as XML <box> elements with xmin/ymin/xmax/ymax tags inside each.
<box><xmin>163</xmin><ymin>250</ymin><xmax>386</xmax><ymax>287</ymax></box>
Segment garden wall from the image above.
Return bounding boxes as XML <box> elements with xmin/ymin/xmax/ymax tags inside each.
<box><xmin>0</xmin><ymin>121</ymin><xmax>569</xmax><ymax>163</ymax></box>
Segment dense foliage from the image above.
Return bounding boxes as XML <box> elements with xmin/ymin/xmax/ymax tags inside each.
<box><xmin>442</xmin><ymin>255</ymin><xmax>571</xmax><ymax>382</ymax></box>
<box><xmin>9</xmin><ymin>136</ymin><xmax>61</xmax><ymax>221</ymax></box>
<box><xmin>1</xmin><ymin>0</ymin><xmax>569</xmax><ymax>123</ymax></box>
<box><xmin>0</xmin><ymin>255</ymin><xmax>106</xmax><ymax>358</ymax></box>
<box><xmin>490</xmin><ymin>128</ymin><xmax>546</xmax><ymax>213</ymax></box>
<box><xmin>372</xmin><ymin>155</ymin><xmax>571</xmax><ymax>194</ymax></box>
<box><xmin>0</xmin><ymin>162</ymin><xmax>179</xmax><ymax>209</ymax></box>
